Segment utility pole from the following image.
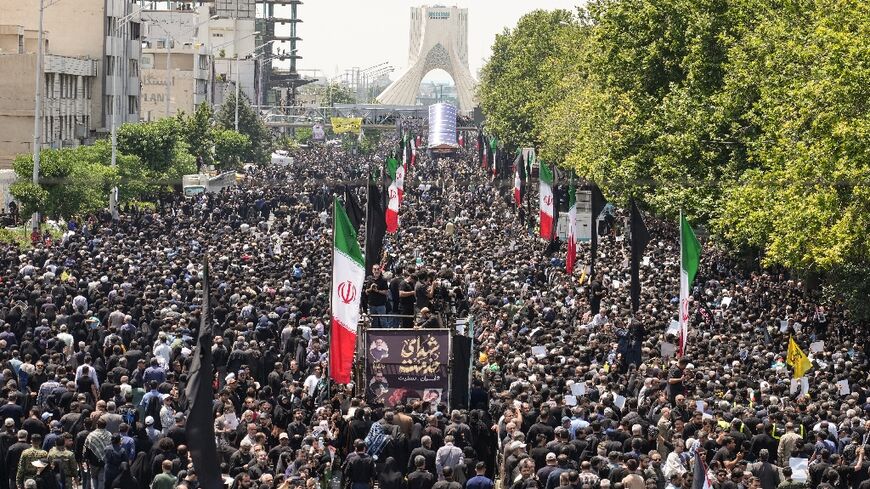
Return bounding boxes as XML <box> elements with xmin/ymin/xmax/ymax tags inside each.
<box><xmin>30</xmin><ymin>0</ymin><xmax>45</xmax><ymax>231</ymax></box>
<box><xmin>165</xmin><ymin>36</ymin><xmax>171</xmax><ymax>117</ymax></box>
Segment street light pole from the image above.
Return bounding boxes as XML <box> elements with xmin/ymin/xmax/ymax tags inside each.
<box><xmin>30</xmin><ymin>0</ymin><xmax>45</xmax><ymax>231</ymax></box>
<box><xmin>165</xmin><ymin>36</ymin><xmax>171</xmax><ymax>117</ymax></box>
<box><xmin>110</xmin><ymin>11</ymin><xmax>137</xmax><ymax>220</ymax></box>
<box><xmin>234</xmin><ymin>52</ymin><xmax>239</xmax><ymax>131</ymax></box>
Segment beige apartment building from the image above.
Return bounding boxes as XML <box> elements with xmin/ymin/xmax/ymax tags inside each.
<box><xmin>0</xmin><ymin>26</ymin><xmax>98</xmax><ymax>167</ymax></box>
<box><xmin>140</xmin><ymin>39</ymin><xmax>210</xmax><ymax>120</ymax></box>
<box><xmin>0</xmin><ymin>0</ymin><xmax>142</xmax><ymax>142</ymax></box>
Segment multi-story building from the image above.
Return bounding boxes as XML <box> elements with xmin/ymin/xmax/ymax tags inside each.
<box><xmin>140</xmin><ymin>39</ymin><xmax>211</xmax><ymax>120</ymax></box>
<box><xmin>140</xmin><ymin>8</ymin><xmax>212</xmax><ymax>119</ymax></box>
<box><xmin>0</xmin><ymin>0</ymin><xmax>142</xmax><ymax>132</ymax></box>
<box><xmin>0</xmin><ymin>26</ymin><xmax>98</xmax><ymax>167</ymax></box>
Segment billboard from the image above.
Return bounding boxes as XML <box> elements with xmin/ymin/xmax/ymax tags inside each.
<box><xmin>364</xmin><ymin>329</ymin><xmax>451</xmax><ymax>408</ymax></box>
<box><xmin>427</xmin><ymin>103</ymin><xmax>458</xmax><ymax>149</ymax></box>
<box><xmin>331</xmin><ymin>117</ymin><xmax>362</xmax><ymax>134</ymax></box>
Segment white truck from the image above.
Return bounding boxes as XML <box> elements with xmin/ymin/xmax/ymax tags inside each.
<box><xmin>182</xmin><ymin>172</ymin><xmax>238</xmax><ymax>197</ymax></box>
<box><xmin>270</xmin><ymin>150</ymin><xmax>294</xmax><ymax>166</ymax></box>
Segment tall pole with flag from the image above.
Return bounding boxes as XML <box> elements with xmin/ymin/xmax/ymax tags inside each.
<box><xmin>364</xmin><ymin>168</ymin><xmax>387</xmax><ymax>275</ymax></box>
<box><xmin>566</xmin><ymin>177</ymin><xmax>577</xmax><ymax>274</ymax></box>
<box><xmin>539</xmin><ymin>160</ymin><xmax>555</xmax><ymax>240</ymax></box>
<box><xmin>185</xmin><ymin>258</ymin><xmax>222</xmax><ymax>489</ymax></box>
<box><xmin>589</xmin><ymin>184</ymin><xmax>606</xmax><ymax>306</ymax></box>
<box><xmin>329</xmin><ymin>198</ymin><xmax>365</xmax><ymax>384</ymax></box>
<box><xmin>629</xmin><ymin>199</ymin><xmax>650</xmax><ymax>314</ymax></box>
<box><xmin>692</xmin><ymin>451</ymin><xmax>713</xmax><ymax>489</ymax></box>
<box><xmin>490</xmin><ymin>136</ymin><xmax>498</xmax><ymax>178</ymax></box>
<box><xmin>385</xmin><ymin>157</ymin><xmax>401</xmax><ymax>233</ymax></box>
<box><xmin>679</xmin><ymin>211</ymin><xmax>701</xmax><ymax>355</ymax></box>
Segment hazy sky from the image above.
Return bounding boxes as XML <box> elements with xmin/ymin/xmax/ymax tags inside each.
<box><xmin>274</xmin><ymin>1</ymin><xmax>582</xmax><ymax>83</ymax></box>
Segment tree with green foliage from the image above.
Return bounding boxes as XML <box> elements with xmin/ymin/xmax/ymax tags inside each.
<box><xmin>116</xmin><ymin>118</ymin><xmax>196</xmax><ymax>197</ymax></box>
<box><xmin>116</xmin><ymin>117</ymin><xmax>182</xmax><ymax>174</ymax></box>
<box><xmin>216</xmin><ymin>92</ymin><xmax>272</xmax><ymax>164</ymax></box>
<box><xmin>213</xmin><ymin>129</ymin><xmax>251</xmax><ymax>170</ymax></box>
<box><xmin>324</xmin><ymin>83</ymin><xmax>356</xmax><ymax>106</ymax></box>
<box><xmin>10</xmin><ymin>142</ymin><xmax>122</xmax><ymax>218</ymax></box>
<box><xmin>477</xmin><ymin>0</ymin><xmax>870</xmax><ymax>321</ymax></box>
<box><xmin>180</xmin><ymin>102</ymin><xmax>216</xmax><ymax>168</ymax></box>
<box><xmin>477</xmin><ymin>9</ymin><xmax>579</xmax><ymax>148</ymax></box>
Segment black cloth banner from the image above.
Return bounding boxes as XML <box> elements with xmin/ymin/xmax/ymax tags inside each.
<box><xmin>589</xmin><ymin>184</ymin><xmax>607</xmax><ymax>311</ymax></box>
<box><xmin>343</xmin><ymin>187</ymin><xmax>364</xmax><ymax>233</ymax></box>
<box><xmin>364</xmin><ymin>178</ymin><xmax>387</xmax><ymax>275</ymax></box>
<box><xmin>365</xmin><ymin>329</ymin><xmax>451</xmax><ymax>409</ymax></box>
<box><xmin>630</xmin><ymin>199</ymin><xmax>651</xmax><ymax>313</ymax></box>
<box><xmin>450</xmin><ymin>335</ymin><xmax>471</xmax><ymax>409</ymax></box>
<box><xmin>185</xmin><ymin>259</ymin><xmax>222</xmax><ymax>489</ymax></box>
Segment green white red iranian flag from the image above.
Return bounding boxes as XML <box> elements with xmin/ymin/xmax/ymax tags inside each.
<box><xmin>539</xmin><ymin>161</ymin><xmax>554</xmax><ymax>240</ymax></box>
<box><xmin>329</xmin><ymin>198</ymin><xmax>365</xmax><ymax>384</ymax></box>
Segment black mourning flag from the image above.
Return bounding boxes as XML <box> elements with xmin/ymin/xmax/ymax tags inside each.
<box><xmin>630</xmin><ymin>199</ymin><xmax>651</xmax><ymax>313</ymax></box>
<box><xmin>343</xmin><ymin>186</ymin><xmax>364</xmax><ymax>233</ymax></box>
<box><xmin>364</xmin><ymin>175</ymin><xmax>387</xmax><ymax>275</ymax></box>
<box><xmin>589</xmin><ymin>184</ymin><xmax>607</xmax><ymax>280</ymax></box>
<box><xmin>185</xmin><ymin>258</ymin><xmax>222</xmax><ymax>489</ymax></box>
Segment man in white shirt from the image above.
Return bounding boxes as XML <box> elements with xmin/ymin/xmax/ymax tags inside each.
<box><xmin>56</xmin><ymin>325</ymin><xmax>73</xmax><ymax>348</ymax></box>
<box><xmin>303</xmin><ymin>365</ymin><xmax>324</xmax><ymax>397</ymax></box>
<box><xmin>75</xmin><ymin>358</ymin><xmax>100</xmax><ymax>389</ymax></box>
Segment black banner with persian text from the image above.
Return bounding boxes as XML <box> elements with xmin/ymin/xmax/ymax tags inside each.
<box><xmin>364</xmin><ymin>328</ymin><xmax>451</xmax><ymax>408</ymax></box>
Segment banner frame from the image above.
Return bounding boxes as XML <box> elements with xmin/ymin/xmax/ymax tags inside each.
<box><xmin>361</xmin><ymin>327</ymin><xmax>453</xmax><ymax>411</ymax></box>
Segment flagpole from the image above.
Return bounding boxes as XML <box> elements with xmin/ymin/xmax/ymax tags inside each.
<box><xmin>328</xmin><ymin>198</ymin><xmax>336</xmax><ymax>400</ymax></box>
<box><xmin>679</xmin><ymin>208</ymin><xmax>684</xmax><ymax>357</ymax></box>
<box><xmin>362</xmin><ymin>162</ymin><xmax>370</xmax><ymax>273</ymax></box>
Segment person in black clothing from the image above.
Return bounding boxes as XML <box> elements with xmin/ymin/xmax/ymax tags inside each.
<box><xmin>342</xmin><ymin>439</ymin><xmax>376</xmax><ymax>489</ymax></box>
<box><xmin>378</xmin><ymin>457</ymin><xmax>406</xmax><ymax>489</ymax></box>
<box><xmin>432</xmin><ymin>466</ymin><xmax>462</xmax><ymax>489</ymax></box>
<box><xmin>5</xmin><ymin>431</ymin><xmax>29</xmax><ymax>489</ymax></box>
<box><xmin>414</xmin><ymin>272</ymin><xmax>434</xmax><ymax>314</ymax></box>
<box><xmin>398</xmin><ymin>272</ymin><xmax>417</xmax><ymax>328</ymax></box>
<box><xmin>589</xmin><ymin>273</ymin><xmax>605</xmax><ymax>315</ymax></box>
<box><xmin>365</xmin><ymin>265</ymin><xmax>390</xmax><ymax>328</ymax></box>
<box><xmin>666</xmin><ymin>358</ymin><xmax>689</xmax><ymax>405</ymax></box>
<box><xmin>408</xmin><ymin>436</ymin><xmax>437</xmax><ymax>475</ymax></box>
<box><xmin>407</xmin><ymin>455</ymin><xmax>435</xmax><ymax>489</ymax></box>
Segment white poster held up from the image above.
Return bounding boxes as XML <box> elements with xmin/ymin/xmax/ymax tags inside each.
<box><xmin>789</xmin><ymin>458</ymin><xmax>809</xmax><ymax>482</ymax></box>
<box><xmin>837</xmin><ymin>379</ymin><xmax>850</xmax><ymax>396</ymax></box>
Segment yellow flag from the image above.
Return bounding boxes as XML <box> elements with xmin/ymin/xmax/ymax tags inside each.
<box><xmin>786</xmin><ymin>336</ymin><xmax>812</xmax><ymax>379</ymax></box>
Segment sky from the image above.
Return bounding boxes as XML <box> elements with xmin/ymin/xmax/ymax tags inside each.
<box><xmin>274</xmin><ymin>1</ymin><xmax>582</xmax><ymax>84</ymax></box>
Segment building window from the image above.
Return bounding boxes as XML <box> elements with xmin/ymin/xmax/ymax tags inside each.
<box><xmin>129</xmin><ymin>59</ymin><xmax>138</xmax><ymax>77</ymax></box>
<box><xmin>105</xmin><ymin>56</ymin><xmax>116</xmax><ymax>77</ymax></box>
<box><xmin>128</xmin><ymin>96</ymin><xmax>138</xmax><ymax>115</ymax></box>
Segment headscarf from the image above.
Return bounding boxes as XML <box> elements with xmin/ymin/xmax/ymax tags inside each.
<box><xmin>110</xmin><ymin>462</ymin><xmax>137</xmax><ymax>489</ymax></box>
<box><xmin>378</xmin><ymin>457</ymin><xmax>404</xmax><ymax>488</ymax></box>
<box><xmin>364</xmin><ymin>422</ymin><xmax>390</xmax><ymax>460</ymax></box>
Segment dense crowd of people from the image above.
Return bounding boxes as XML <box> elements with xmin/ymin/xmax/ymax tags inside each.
<box><xmin>0</xmin><ymin>128</ymin><xmax>864</xmax><ymax>489</ymax></box>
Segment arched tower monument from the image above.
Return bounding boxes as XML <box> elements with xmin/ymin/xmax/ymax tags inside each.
<box><xmin>377</xmin><ymin>5</ymin><xmax>477</xmax><ymax>112</ymax></box>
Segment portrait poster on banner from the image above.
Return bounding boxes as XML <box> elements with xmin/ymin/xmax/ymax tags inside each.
<box><xmin>364</xmin><ymin>328</ymin><xmax>451</xmax><ymax>409</ymax></box>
